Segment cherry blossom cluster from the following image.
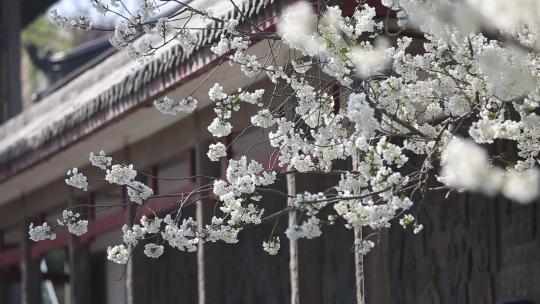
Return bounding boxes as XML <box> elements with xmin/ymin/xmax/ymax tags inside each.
<box><xmin>57</xmin><ymin>210</ymin><xmax>89</xmax><ymax>236</ymax></box>
<box><xmin>30</xmin><ymin>151</ymin><xmax>154</xmax><ymax>245</ymax></box>
<box><xmin>29</xmin><ymin>223</ymin><xmax>56</xmax><ymax>242</ymax></box>
<box><xmin>399</xmin><ymin>214</ymin><xmax>423</xmax><ymax>234</ymax></box>
<box><xmin>49</xmin><ymin>9</ymin><xmax>92</xmax><ymax>31</ymax></box>
<box><xmin>127</xmin><ymin>181</ymin><xmax>154</xmax><ymax>204</ymax></box>
<box><xmin>108</xmin><ymin>216</ymin><xmax>167</xmax><ymax>263</ymax></box>
<box><xmin>262</xmin><ymin>237</ymin><xmax>281</xmax><ymax>255</ymax></box>
<box><xmin>440</xmin><ymin>138</ymin><xmax>540</xmax><ymax>204</ymax></box>
<box><xmin>89</xmin><ymin>150</ymin><xmax>112</xmax><ymax>170</ymax></box>
<box><xmin>65</xmin><ymin>168</ymin><xmax>88</xmax><ymax>191</ymax></box>
<box><xmin>39</xmin><ymin>0</ymin><xmax>540</xmax><ymax>263</ymax></box>
<box><xmin>50</xmin><ymin>0</ymin><xmax>216</xmax><ymax>61</ymax></box>
<box><xmin>206</xmin><ymin>84</ymin><xmax>266</xmax><ymax>139</ymax></box>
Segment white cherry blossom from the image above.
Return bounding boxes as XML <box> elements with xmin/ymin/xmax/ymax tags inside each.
<box><xmin>29</xmin><ymin>223</ymin><xmax>56</xmax><ymax>242</ymax></box>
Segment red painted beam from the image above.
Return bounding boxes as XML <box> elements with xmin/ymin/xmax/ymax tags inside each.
<box><xmin>77</xmin><ymin>182</ymin><xmax>199</xmax><ymax>244</ymax></box>
<box><xmin>79</xmin><ymin>210</ymin><xmax>126</xmax><ymax>243</ymax></box>
<box><xmin>0</xmin><ymin>248</ymin><xmax>20</xmax><ymax>268</ymax></box>
<box><xmin>0</xmin><ymin>150</ymin><xmax>276</xmax><ymax>268</ymax></box>
<box><xmin>256</xmin><ymin>151</ymin><xmax>286</xmax><ymax>172</ymax></box>
<box><xmin>0</xmin><ymin>265</ymin><xmax>21</xmax><ymax>282</ymax></box>
<box><xmin>0</xmin><ymin>267</ymin><xmax>69</xmax><ymax>283</ymax></box>
<box><xmin>42</xmin><ymin>271</ymin><xmax>70</xmax><ymax>284</ymax></box>
<box><xmin>138</xmin><ymin>182</ymin><xmax>199</xmax><ymax>221</ymax></box>
<box><xmin>31</xmin><ymin>233</ymin><xmax>68</xmax><ymax>259</ymax></box>
<box><xmin>369</xmin><ymin>0</ymin><xmax>394</xmax><ymax>16</ymax></box>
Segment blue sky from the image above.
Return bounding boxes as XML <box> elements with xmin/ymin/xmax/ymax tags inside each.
<box><xmin>51</xmin><ymin>0</ymin><xmax>136</xmax><ymax>26</ymax></box>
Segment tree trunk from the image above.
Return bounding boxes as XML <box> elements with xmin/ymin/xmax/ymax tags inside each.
<box><xmin>354</xmin><ymin>227</ymin><xmax>365</xmax><ymax>304</ymax></box>
<box><xmin>20</xmin><ymin>212</ymin><xmax>41</xmax><ymax>304</ymax></box>
<box><xmin>352</xmin><ymin>155</ymin><xmax>365</xmax><ymax>304</ymax></box>
<box><xmin>287</xmin><ymin>173</ymin><xmax>300</xmax><ymax>304</ymax></box>
<box><xmin>195</xmin><ymin>142</ymin><xmax>223</xmax><ymax>304</ymax></box>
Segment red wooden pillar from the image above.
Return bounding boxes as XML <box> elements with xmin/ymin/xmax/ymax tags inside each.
<box><xmin>0</xmin><ymin>230</ymin><xmax>4</xmax><ymax>254</ymax></box>
<box><xmin>125</xmin><ymin>187</ymin><xmax>149</xmax><ymax>304</ymax></box>
<box><xmin>121</xmin><ymin>185</ymin><xmax>127</xmax><ymax>208</ymax></box>
<box><xmin>363</xmin><ymin>228</ymin><xmax>391</xmax><ymax>304</ymax></box>
<box><xmin>189</xmin><ymin>147</ymin><xmax>197</xmax><ymax>183</ymax></box>
<box><xmin>0</xmin><ymin>228</ymin><xmax>8</xmax><ymax>302</ymax></box>
<box><xmin>20</xmin><ymin>215</ymin><xmax>41</xmax><ymax>304</ymax></box>
<box><xmin>148</xmin><ymin>166</ymin><xmax>159</xmax><ymax>194</ymax></box>
<box><xmin>87</xmin><ymin>192</ymin><xmax>96</xmax><ymax>222</ymax></box>
<box><xmin>220</xmin><ymin>135</ymin><xmax>233</xmax><ymax>177</ymax></box>
<box><xmin>68</xmin><ymin>194</ymin><xmax>91</xmax><ymax>304</ymax></box>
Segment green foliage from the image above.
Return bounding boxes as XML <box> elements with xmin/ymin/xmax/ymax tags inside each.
<box><xmin>22</xmin><ymin>14</ymin><xmax>81</xmax><ymax>52</ymax></box>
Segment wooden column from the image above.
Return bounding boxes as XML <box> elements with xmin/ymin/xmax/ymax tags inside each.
<box><xmin>0</xmin><ymin>273</ymin><xmax>4</xmax><ymax>304</ymax></box>
<box><xmin>69</xmin><ymin>235</ymin><xmax>91</xmax><ymax>304</ymax></box>
<box><xmin>68</xmin><ymin>199</ymin><xmax>91</xmax><ymax>304</ymax></box>
<box><xmin>0</xmin><ymin>231</ymin><xmax>4</xmax><ymax>302</ymax></box>
<box><xmin>299</xmin><ymin>174</ymin><xmax>324</xmax><ymax>304</ymax></box>
<box><xmin>288</xmin><ymin>173</ymin><xmax>325</xmax><ymax>304</ymax></box>
<box><xmin>126</xmin><ymin>203</ymin><xmax>150</xmax><ymax>304</ymax></box>
<box><xmin>195</xmin><ymin>141</ymin><xmax>223</xmax><ymax>304</ymax></box>
<box><xmin>118</xmin><ymin>147</ymin><xmax>148</xmax><ymax>304</ymax></box>
<box><xmin>363</xmin><ymin>229</ymin><xmax>391</xmax><ymax>304</ymax></box>
<box><xmin>20</xmin><ymin>217</ymin><xmax>41</xmax><ymax>304</ymax></box>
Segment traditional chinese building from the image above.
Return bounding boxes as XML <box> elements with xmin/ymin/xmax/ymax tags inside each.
<box><xmin>0</xmin><ymin>1</ymin><xmax>538</xmax><ymax>304</ymax></box>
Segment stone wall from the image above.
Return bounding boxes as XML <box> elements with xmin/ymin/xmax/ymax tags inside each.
<box><xmin>391</xmin><ymin>192</ymin><xmax>539</xmax><ymax>304</ymax></box>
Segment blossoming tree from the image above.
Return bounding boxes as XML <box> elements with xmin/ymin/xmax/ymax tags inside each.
<box><xmin>30</xmin><ymin>0</ymin><xmax>540</xmax><ymax>302</ymax></box>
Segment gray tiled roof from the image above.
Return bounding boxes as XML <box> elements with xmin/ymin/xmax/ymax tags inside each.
<box><xmin>0</xmin><ymin>0</ymin><xmax>277</xmax><ymax>179</ymax></box>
